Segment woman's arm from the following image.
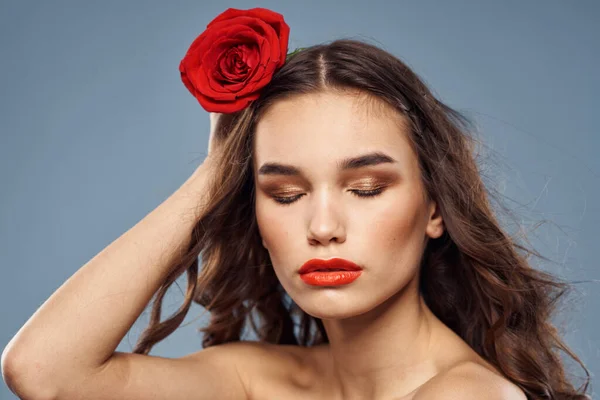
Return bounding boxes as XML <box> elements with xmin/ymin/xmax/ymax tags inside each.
<box><xmin>0</xmin><ymin>115</ymin><xmax>246</xmax><ymax>399</ymax></box>
<box><xmin>1</xmin><ymin>162</ymin><xmax>212</xmax><ymax>396</ymax></box>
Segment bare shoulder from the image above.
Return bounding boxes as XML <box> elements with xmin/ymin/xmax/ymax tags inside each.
<box><xmin>413</xmin><ymin>361</ymin><xmax>527</xmax><ymax>400</ymax></box>
<box><xmin>185</xmin><ymin>340</ymin><xmax>305</xmax><ymax>379</ymax></box>
<box><xmin>192</xmin><ymin>341</ymin><xmax>313</xmax><ymax>397</ymax></box>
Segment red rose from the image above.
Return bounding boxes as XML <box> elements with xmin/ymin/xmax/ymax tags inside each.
<box><xmin>179</xmin><ymin>8</ymin><xmax>290</xmax><ymax>113</ymax></box>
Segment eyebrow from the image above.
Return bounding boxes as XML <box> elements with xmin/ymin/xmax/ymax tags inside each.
<box><xmin>257</xmin><ymin>151</ymin><xmax>397</xmax><ymax>176</ymax></box>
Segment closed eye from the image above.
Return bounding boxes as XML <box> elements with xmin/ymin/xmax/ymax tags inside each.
<box><xmin>272</xmin><ymin>187</ymin><xmax>385</xmax><ymax>206</ymax></box>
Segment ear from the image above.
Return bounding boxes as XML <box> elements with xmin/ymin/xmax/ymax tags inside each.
<box><xmin>425</xmin><ymin>200</ymin><xmax>444</xmax><ymax>239</ymax></box>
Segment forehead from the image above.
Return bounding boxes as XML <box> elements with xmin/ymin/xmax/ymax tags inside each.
<box><xmin>253</xmin><ymin>91</ymin><xmax>414</xmax><ymax>169</ymax></box>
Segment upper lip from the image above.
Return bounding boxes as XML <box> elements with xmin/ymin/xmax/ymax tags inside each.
<box><xmin>299</xmin><ymin>258</ymin><xmax>362</xmax><ymax>274</ymax></box>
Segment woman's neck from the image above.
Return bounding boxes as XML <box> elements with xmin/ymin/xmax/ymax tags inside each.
<box><xmin>319</xmin><ymin>279</ymin><xmax>454</xmax><ymax>399</ymax></box>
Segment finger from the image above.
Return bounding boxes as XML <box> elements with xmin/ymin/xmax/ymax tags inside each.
<box><xmin>209</xmin><ymin>113</ymin><xmax>222</xmax><ymax>137</ymax></box>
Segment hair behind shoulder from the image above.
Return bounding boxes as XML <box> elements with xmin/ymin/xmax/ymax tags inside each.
<box><xmin>132</xmin><ymin>39</ymin><xmax>591</xmax><ymax>399</ymax></box>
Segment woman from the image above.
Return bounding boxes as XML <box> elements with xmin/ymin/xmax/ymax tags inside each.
<box><xmin>2</xmin><ymin>7</ymin><xmax>590</xmax><ymax>400</ymax></box>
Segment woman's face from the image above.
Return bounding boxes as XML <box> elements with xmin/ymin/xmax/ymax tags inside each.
<box><xmin>253</xmin><ymin>90</ymin><xmax>444</xmax><ymax>319</ymax></box>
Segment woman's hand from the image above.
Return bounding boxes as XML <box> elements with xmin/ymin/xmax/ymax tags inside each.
<box><xmin>204</xmin><ymin>112</ymin><xmax>234</xmax><ymax>167</ymax></box>
<box><xmin>207</xmin><ymin>112</ymin><xmax>222</xmax><ymax>158</ymax></box>
<box><xmin>186</xmin><ymin>112</ymin><xmax>230</xmax><ymax>187</ymax></box>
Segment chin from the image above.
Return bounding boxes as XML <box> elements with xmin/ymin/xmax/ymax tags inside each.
<box><xmin>294</xmin><ymin>295</ymin><xmax>375</xmax><ymax>320</ymax></box>
<box><xmin>302</xmin><ymin>307</ymin><xmax>365</xmax><ymax>321</ymax></box>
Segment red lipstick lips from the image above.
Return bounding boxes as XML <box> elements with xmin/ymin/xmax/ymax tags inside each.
<box><xmin>298</xmin><ymin>258</ymin><xmax>363</xmax><ymax>286</ymax></box>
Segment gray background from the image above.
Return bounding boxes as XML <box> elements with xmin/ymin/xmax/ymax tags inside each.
<box><xmin>1</xmin><ymin>0</ymin><xmax>598</xmax><ymax>398</ymax></box>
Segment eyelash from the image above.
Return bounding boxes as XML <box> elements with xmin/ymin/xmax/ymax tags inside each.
<box><xmin>272</xmin><ymin>188</ymin><xmax>385</xmax><ymax>205</ymax></box>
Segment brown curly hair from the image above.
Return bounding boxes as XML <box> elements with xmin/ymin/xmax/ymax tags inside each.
<box><xmin>131</xmin><ymin>39</ymin><xmax>591</xmax><ymax>399</ymax></box>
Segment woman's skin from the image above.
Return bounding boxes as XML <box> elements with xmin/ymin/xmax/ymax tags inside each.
<box><xmin>1</xmin><ymin>90</ymin><xmax>527</xmax><ymax>400</ymax></box>
<box><xmin>252</xmin><ymin>90</ymin><xmax>526</xmax><ymax>399</ymax></box>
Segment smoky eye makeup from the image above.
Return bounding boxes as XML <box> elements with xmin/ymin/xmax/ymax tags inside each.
<box><xmin>343</xmin><ymin>170</ymin><xmax>400</xmax><ymax>188</ymax></box>
<box><xmin>260</xmin><ymin>172</ymin><xmax>398</xmax><ymax>197</ymax></box>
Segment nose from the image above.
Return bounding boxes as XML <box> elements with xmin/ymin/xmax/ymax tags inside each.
<box><xmin>307</xmin><ymin>189</ymin><xmax>346</xmax><ymax>245</ymax></box>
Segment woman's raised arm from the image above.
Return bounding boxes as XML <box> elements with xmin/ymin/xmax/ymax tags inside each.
<box><xmin>0</xmin><ymin>114</ymin><xmax>259</xmax><ymax>400</ymax></box>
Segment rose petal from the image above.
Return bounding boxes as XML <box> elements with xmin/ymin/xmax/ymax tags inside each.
<box><xmin>199</xmin><ymin>28</ymin><xmax>265</xmax><ymax>97</ymax></box>
<box><xmin>212</xmin><ymin>44</ymin><xmax>252</xmax><ymax>91</ymax></box>
<box><xmin>180</xmin><ymin>27</ymin><xmax>229</xmax><ymax>93</ymax></box>
<box><xmin>208</xmin><ymin>7</ymin><xmax>289</xmax><ymax>66</ymax></box>
<box><xmin>203</xmin><ymin>28</ymin><xmax>274</xmax><ymax>97</ymax></box>
<box><xmin>179</xmin><ymin>61</ymin><xmax>201</xmax><ymax>99</ymax></box>
<box><xmin>206</xmin><ymin>16</ymin><xmax>281</xmax><ymax>67</ymax></box>
<box><xmin>184</xmin><ymin>26</ymin><xmax>258</xmax><ymax>96</ymax></box>
<box><xmin>211</xmin><ymin>39</ymin><xmax>258</xmax><ymax>82</ymax></box>
<box><xmin>235</xmin><ymin>40</ymin><xmax>272</xmax><ymax>96</ymax></box>
<box><xmin>204</xmin><ymin>31</ymin><xmax>265</xmax><ymax>85</ymax></box>
<box><xmin>217</xmin><ymin>45</ymin><xmax>257</xmax><ymax>89</ymax></box>
<box><xmin>197</xmin><ymin>90</ymin><xmax>261</xmax><ymax>113</ymax></box>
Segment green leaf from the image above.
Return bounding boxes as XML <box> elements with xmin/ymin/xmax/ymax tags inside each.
<box><xmin>286</xmin><ymin>47</ymin><xmax>307</xmax><ymax>61</ymax></box>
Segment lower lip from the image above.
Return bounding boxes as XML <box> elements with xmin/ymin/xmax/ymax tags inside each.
<box><xmin>299</xmin><ymin>270</ymin><xmax>362</xmax><ymax>286</ymax></box>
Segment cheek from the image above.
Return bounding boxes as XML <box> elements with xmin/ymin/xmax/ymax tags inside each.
<box><xmin>358</xmin><ymin>192</ymin><xmax>426</xmax><ymax>258</ymax></box>
<box><xmin>255</xmin><ymin>197</ymin><xmax>290</xmax><ymax>254</ymax></box>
